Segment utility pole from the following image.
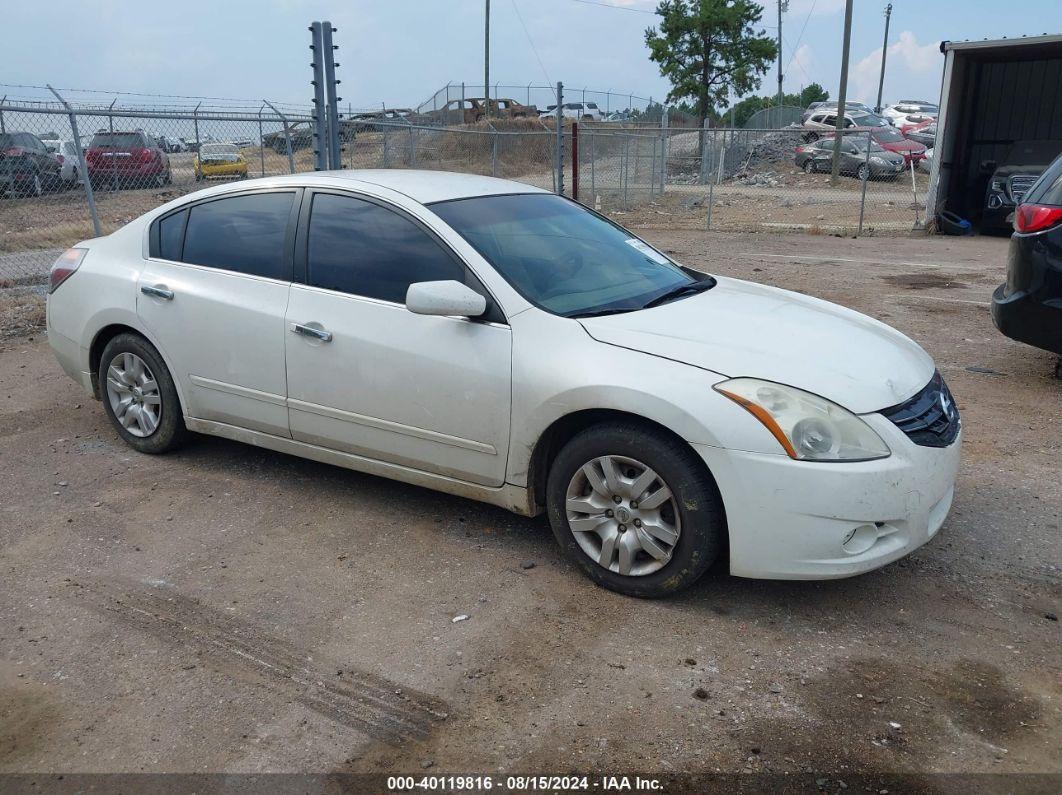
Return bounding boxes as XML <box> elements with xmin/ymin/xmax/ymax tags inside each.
<box><xmin>777</xmin><ymin>1</ymin><xmax>788</xmax><ymax>128</ymax></box>
<box><xmin>484</xmin><ymin>0</ymin><xmax>490</xmax><ymax>118</ymax></box>
<box><xmin>875</xmin><ymin>4</ymin><xmax>893</xmax><ymax>114</ymax></box>
<box><xmin>830</xmin><ymin>0</ymin><xmax>854</xmax><ymax>184</ymax></box>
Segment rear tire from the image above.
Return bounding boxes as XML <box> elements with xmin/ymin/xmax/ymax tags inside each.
<box><xmin>99</xmin><ymin>333</ymin><xmax>188</xmax><ymax>454</ymax></box>
<box><xmin>803</xmin><ymin>160</ymin><xmax>816</xmax><ymax>174</ymax></box>
<box><xmin>546</xmin><ymin>422</ymin><xmax>725</xmax><ymax>598</ymax></box>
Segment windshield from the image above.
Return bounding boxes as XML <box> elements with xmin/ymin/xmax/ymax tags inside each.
<box><xmin>429</xmin><ymin>193</ymin><xmax>700</xmax><ymax>317</ymax></box>
<box><xmin>874</xmin><ymin>128</ymin><xmax>905</xmax><ymax>143</ymax></box>
<box><xmin>201</xmin><ymin>144</ymin><xmax>239</xmax><ymax>157</ymax></box>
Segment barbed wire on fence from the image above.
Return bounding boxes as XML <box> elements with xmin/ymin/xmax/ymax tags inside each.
<box><xmin>1</xmin><ymin>95</ymin><xmax>930</xmax><ymax>288</ymax></box>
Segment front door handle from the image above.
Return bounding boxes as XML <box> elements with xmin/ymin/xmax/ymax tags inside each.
<box><xmin>290</xmin><ymin>322</ymin><xmax>333</xmax><ymax>343</ymax></box>
<box><xmin>141</xmin><ymin>284</ymin><xmax>174</xmax><ymax>300</ymax></box>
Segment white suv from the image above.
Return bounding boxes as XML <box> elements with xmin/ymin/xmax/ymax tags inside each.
<box><xmin>540</xmin><ymin>102</ymin><xmax>603</xmax><ymax>121</ymax></box>
<box><xmin>882</xmin><ymin>101</ymin><xmax>938</xmax><ymax>127</ymax></box>
<box><xmin>47</xmin><ymin>170</ymin><xmax>961</xmax><ymax>597</ymax></box>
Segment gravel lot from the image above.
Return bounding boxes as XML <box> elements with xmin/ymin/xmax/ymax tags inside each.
<box><xmin>0</xmin><ymin>231</ymin><xmax>1059</xmax><ymax>789</ymax></box>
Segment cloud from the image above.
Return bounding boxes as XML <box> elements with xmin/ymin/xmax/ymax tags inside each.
<box><xmin>788</xmin><ymin>44</ymin><xmax>816</xmax><ymax>86</ymax></box>
<box><xmin>851</xmin><ymin>30</ymin><xmax>942</xmax><ymax>105</ymax></box>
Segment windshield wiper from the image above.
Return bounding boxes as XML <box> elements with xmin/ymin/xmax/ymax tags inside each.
<box><xmin>568</xmin><ymin>307</ymin><xmax>636</xmax><ymax>319</ymax></box>
<box><xmin>641</xmin><ymin>280</ymin><xmax>714</xmax><ymax>309</ymax></box>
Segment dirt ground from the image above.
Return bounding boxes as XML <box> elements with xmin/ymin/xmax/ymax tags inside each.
<box><xmin>0</xmin><ymin>231</ymin><xmax>1059</xmax><ymax>791</ymax></box>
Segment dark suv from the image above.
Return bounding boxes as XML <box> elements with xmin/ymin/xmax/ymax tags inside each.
<box><xmin>85</xmin><ymin>131</ymin><xmax>171</xmax><ymax>189</ymax></box>
<box><xmin>991</xmin><ymin>151</ymin><xmax>1062</xmax><ymax>362</ymax></box>
<box><xmin>982</xmin><ymin>140</ymin><xmax>1062</xmax><ymax>234</ymax></box>
<box><xmin>0</xmin><ymin>132</ymin><xmax>63</xmax><ymax>197</ymax></box>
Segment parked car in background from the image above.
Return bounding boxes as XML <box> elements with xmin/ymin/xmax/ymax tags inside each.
<box><xmin>826</xmin><ymin>126</ymin><xmax>926</xmax><ymax>165</ymax></box>
<box><xmin>43</xmin><ymin>139</ymin><xmax>85</xmax><ymax>186</ymax></box>
<box><xmin>901</xmin><ymin>118</ymin><xmax>937</xmax><ymax>148</ymax></box>
<box><xmin>262</xmin><ymin>124</ymin><xmax>314</xmax><ymax>154</ymax></box>
<box><xmin>46</xmin><ymin>170</ymin><xmax>960</xmax><ymax>597</ymax></box>
<box><xmin>794</xmin><ymin>137</ymin><xmax>906</xmax><ymax>180</ymax></box>
<box><xmin>0</xmin><ymin>132</ymin><xmax>64</xmax><ymax>197</ymax></box>
<box><xmin>991</xmin><ymin>151</ymin><xmax>1062</xmax><ymax>360</ymax></box>
<box><xmin>160</xmin><ymin>136</ymin><xmax>186</xmax><ymax>153</ymax></box>
<box><xmin>803</xmin><ymin>109</ymin><xmax>889</xmax><ymax>140</ymax></box>
<box><xmin>882</xmin><ymin>101</ymin><xmax>939</xmax><ymax>128</ymax></box>
<box><xmin>428</xmin><ymin>97</ymin><xmax>537</xmax><ymax>125</ymax></box>
<box><xmin>230</xmin><ymin>138</ymin><xmax>254</xmax><ymax>149</ymax></box>
<box><xmin>982</xmin><ymin>140</ymin><xmax>1062</xmax><ymax>234</ymax></box>
<box><xmin>194</xmin><ymin>143</ymin><xmax>248</xmax><ymax>181</ymax></box>
<box><xmin>346</xmin><ymin>108</ymin><xmax>414</xmax><ymax>132</ymax></box>
<box><xmin>801</xmin><ymin>100</ymin><xmax>872</xmax><ymax>124</ymax></box>
<box><xmin>540</xmin><ymin>102</ymin><xmax>604</xmax><ymax>121</ymax></box>
<box><xmin>920</xmin><ymin>147</ymin><xmax>934</xmax><ymax>174</ymax></box>
<box><xmin>86</xmin><ymin>131</ymin><xmax>171</xmax><ymax>189</ymax></box>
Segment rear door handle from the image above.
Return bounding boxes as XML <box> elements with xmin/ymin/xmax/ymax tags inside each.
<box><xmin>141</xmin><ymin>284</ymin><xmax>174</xmax><ymax>300</ymax></box>
<box><xmin>290</xmin><ymin>322</ymin><xmax>333</xmax><ymax>342</ymax></box>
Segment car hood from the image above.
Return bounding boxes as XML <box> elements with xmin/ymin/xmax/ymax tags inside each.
<box><xmin>578</xmin><ymin>276</ymin><xmax>934</xmax><ymax>414</ymax></box>
<box><xmin>884</xmin><ymin>140</ymin><xmax>924</xmax><ymax>153</ymax></box>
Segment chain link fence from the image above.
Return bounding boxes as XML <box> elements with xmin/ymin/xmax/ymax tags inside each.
<box><xmin>580</xmin><ymin>124</ymin><xmax>929</xmax><ymax>235</ymax></box>
<box><xmin>2</xmin><ymin>96</ymin><xmax>931</xmax><ymax>290</ymax></box>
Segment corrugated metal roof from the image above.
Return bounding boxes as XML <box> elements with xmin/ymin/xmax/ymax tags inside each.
<box><xmin>941</xmin><ymin>33</ymin><xmax>1062</xmax><ymax>54</ymax></box>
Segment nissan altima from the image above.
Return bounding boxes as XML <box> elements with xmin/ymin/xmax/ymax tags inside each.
<box><xmin>46</xmin><ymin>171</ymin><xmax>961</xmax><ymax>597</ymax></box>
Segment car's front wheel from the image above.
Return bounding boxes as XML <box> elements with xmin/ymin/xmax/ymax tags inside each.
<box><xmin>803</xmin><ymin>159</ymin><xmax>816</xmax><ymax>173</ymax></box>
<box><xmin>546</xmin><ymin>422</ymin><xmax>725</xmax><ymax>597</ymax></box>
<box><xmin>99</xmin><ymin>333</ymin><xmax>187</xmax><ymax>454</ymax></box>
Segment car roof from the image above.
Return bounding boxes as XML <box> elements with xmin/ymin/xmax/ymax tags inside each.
<box><xmin>182</xmin><ymin>169</ymin><xmax>550</xmax><ymax>205</ymax></box>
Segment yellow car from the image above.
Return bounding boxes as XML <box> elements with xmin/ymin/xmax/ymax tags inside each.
<box><xmin>194</xmin><ymin>143</ymin><xmax>248</xmax><ymax>181</ymax></box>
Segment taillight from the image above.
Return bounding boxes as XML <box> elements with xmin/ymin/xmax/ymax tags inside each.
<box><xmin>49</xmin><ymin>248</ymin><xmax>87</xmax><ymax>294</ymax></box>
<box><xmin>137</xmin><ymin>148</ymin><xmax>154</xmax><ymax>163</ymax></box>
<box><xmin>1014</xmin><ymin>204</ymin><xmax>1062</xmax><ymax>234</ymax></box>
<box><xmin>55</xmin><ymin>154</ymin><xmax>65</xmax><ymax>165</ymax></box>
<box><xmin>3</xmin><ymin>147</ymin><xmax>24</xmax><ymax>156</ymax></box>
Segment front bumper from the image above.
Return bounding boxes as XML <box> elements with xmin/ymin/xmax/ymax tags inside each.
<box><xmin>695</xmin><ymin>414</ymin><xmax>961</xmax><ymax>580</ymax></box>
<box><xmin>991</xmin><ymin>283</ymin><xmax>1062</xmax><ymax>355</ymax></box>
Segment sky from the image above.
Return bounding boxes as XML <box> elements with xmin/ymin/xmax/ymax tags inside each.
<box><xmin>2</xmin><ymin>0</ymin><xmax>1060</xmax><ymax>112</ymax></box>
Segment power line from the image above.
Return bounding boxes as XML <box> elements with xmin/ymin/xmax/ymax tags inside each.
<box><xmin>567</xmin><ymin>0</ymin><xmax>657</xmax><ymax>14</ymax></box>
<box><xmin>511</xmin><ymin>0</ymin><xmax>552</xmax><ymax>85</ymax></box>
<box><xmin>784</xmin><ymin>0</ymin><xmax>816</xmax><ymax>82</ymax></box>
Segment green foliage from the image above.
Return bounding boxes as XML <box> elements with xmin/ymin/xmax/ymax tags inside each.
<box><xmin>644</xmin><ymin>0</ymin><xmax>777</xmax><ymax>124</ymax></box>
<box><xmin>721</xmin><ymin>83</ymin><xmax>830</xmax><ymax>127</ymax></box>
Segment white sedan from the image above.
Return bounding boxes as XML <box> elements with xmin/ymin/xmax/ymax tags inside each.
<box><xmin>46</xmin><ymin>171</ymin><xmax>961</xmax><ymax>597</ymax></box>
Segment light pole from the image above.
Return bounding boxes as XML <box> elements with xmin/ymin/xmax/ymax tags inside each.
<box><xmin>830</xmin><ymin>0</ymin><xmax>854</xmax><ymax>184</ymax></box>
<box><xmin>484</xmin><ymin>0</ymin><xmax>490</xmax><ymax>118</ymax></box>
<box><xmin>777</xmin><ymin>1</ymin><xmax>788</xmax><ymax>128</ymax></box>
<box><xmin>875</xmin><ymin>4</ymin><xmax>893</xmax><ymax>115</ymax></box>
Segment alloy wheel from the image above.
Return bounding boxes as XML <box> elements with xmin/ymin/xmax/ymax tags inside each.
<box><xmin>565</xmin><ymin>455</ymin><xmax>681</xmax><ymax>577</ymax></box>
<box><xmin>105</xmin><ymin>352</ymin><xmax>162</xmax><ymax>438</ymax></box>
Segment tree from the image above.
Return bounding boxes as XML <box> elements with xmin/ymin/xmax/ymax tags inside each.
<box><xmin>723</xmin><ymin>83</ymin><xmax>830</xmax><ymax>128</ymax></box>
<box><xmin>644</xmin><ymin>0</ymin><xmax>777</xmax><ymax>134</ymax></box>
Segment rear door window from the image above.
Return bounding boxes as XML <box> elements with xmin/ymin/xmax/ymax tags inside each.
<box><xmin>181</xmin><ymin>192</ymin><xmax>295</xmax><ymax>279</ymax></box>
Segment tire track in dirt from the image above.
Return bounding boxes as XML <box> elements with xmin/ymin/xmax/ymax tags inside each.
<box><xmin>74</xmin><ymin>579</ymin><xmax>449</xmax><ymax>745</ymax></box>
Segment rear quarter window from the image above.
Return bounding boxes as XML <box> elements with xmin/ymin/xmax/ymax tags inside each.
<box><xmin>1024</xmin><ymin>156</ymin><xmax>1062</xmax><ymax>206</ymax></box>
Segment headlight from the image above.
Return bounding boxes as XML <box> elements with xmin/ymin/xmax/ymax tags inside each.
<box><xmin>991</xmin><ymin>179</ymin><xmax>1005</xmax><ymax>191</ymax></box>
<box><xmin>870</xmin><ymin>156</ymin><xmax>886</xmax><ymax>165</ymax></box>
<box><xmin>714</xmin><ymin>378</ymin><xmax>890</xmax><ymax>462</ymax></box>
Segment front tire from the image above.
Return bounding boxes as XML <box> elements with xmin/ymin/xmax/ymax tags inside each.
<box><xmin>857</xmin><ymin>163</ymin><xmax>871</xmax><ymax>181</ymax></box>
<box><xmin>546</xmin><ymin>422</ymin><xmax>725</xmax><ymax>598</ymax></box>
<box><xmin>99</xmin><ymin>333</ymin><xmax>187</xmax><ymax>454</ymax></box>
<box><xmin>803</xmin><ymin>159</ymin><xmax>816</xmax><ymax>174</ymax></box>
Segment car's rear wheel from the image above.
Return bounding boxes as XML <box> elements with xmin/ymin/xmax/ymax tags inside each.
<box><xmin>546</xmin><ymin>422</ymin><xmax>725</xmax><ymax>597</ymax></box>
<box><xmin>99</xmin><ymin>333</ymin><xmax>187</xmax><ymax>454</ymax></box>
<box><xmin>22</xmin><ymin>172</ymin><xmax>42</xmax><ymax>197</ymax></box>
<box><xmin>803</xmin><ymin>159</ymin><xmax>816</xmax><ymax>173</ymax></box>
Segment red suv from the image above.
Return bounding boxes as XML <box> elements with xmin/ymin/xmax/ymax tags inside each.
<box><xmin>824</xmin><ymin>126</ymin><xmax>926</xmax><ymax>165</ymax></box>
<box><xmin>86</xmin><ymin>131</ymin><xmax>171</xmax><ymax>189</ymax></box>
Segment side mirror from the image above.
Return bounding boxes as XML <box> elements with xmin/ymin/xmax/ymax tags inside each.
<box><xmin>406</xmin><ymin>280</ymin><xmax>487</xmax><ymax>318</ymax></box>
